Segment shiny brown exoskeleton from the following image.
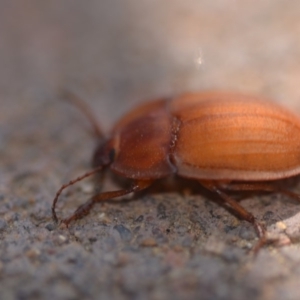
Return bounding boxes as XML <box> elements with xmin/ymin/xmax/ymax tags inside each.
<box><xmin>52</xmin><ymin>91</ymin><xmax>300</xmax><ymax>246</ymax></box>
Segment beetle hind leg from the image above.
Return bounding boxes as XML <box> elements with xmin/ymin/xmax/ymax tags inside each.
<box><xmin>214</xmin><ymin>181</ymin><xmax>300</xmax><ymax>204</ymax></box>
<box><xmin>62</xmin><ymin>180</ymin><xmax>153</xmax><ymax>227</ymax></box>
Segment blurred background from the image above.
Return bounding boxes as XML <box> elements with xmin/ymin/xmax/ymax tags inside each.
<box><xmin>2</xmin><ymin>1</ymin><xmax>300</xmax><ymax>299</ymax></box>
<box><xmin>2</xmin><ymin>0</ymin><xmax>300</xmax><ymax>125</ymax></box>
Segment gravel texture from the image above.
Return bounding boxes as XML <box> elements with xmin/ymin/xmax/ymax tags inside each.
<box><xmin>2</xmin><ymin>1</ymin><xmax>300</xmax><ymax>300</ymax></box>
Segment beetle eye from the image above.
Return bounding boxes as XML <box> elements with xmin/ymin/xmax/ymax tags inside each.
<box><xmin>109</xmin><ymin>148</ymin><xmax>116</xmax><ymax>161</ymax></box>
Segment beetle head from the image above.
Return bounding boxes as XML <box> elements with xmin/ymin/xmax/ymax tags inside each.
<box><xmin>92</xmin><ymin>138</ymin><xmax>115</xmax><ymax>168</ymax></box>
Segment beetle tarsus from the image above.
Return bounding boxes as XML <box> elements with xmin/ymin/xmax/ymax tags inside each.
<box><xmin>63</xmin><ymin>198</ymin><xmax>95</xmax><ymax>226</ymax></box>
<box><xmin>253</xmin><ymin>220</ymin><xmax>266</xmax><ymax>238</ymax></box>
<box><xmin>52</xmin><ymin>207</ymin><xmax>58</xmax><ymax>223</ymax></box>
<box><xmin>251</xmin><ymin>233</ymin><xmax>280</xmax><ymax>255</ymax></box>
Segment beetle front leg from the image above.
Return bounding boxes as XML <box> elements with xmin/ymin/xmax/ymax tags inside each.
<box><xmin>62</xmin><ymin>180</ymin><xmax>153</xmax><ymax>227</ymax></box>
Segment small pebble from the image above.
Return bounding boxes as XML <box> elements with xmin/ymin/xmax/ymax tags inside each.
<box><xmin>58</xmin><ymin>235</ymin><xmax>67</xmax><ymax>243</ymax></box>
<box><xmin>45</xmin><ymin>223</ymin><xmax>55</xmax><ymax>231</ymax></box>
<box><xmin>140</xmin><ymin>238</ymin><xmax>157</xmax><ymax>247</ymax></box>
<box><xmin>276</xmin><ymin>221</ymin><xmax>287</xmax><ymax>230</ymax></box>
<box><xmin>26</xmin><ymin>248</ymin><xmax>41</xmax><ymax>259</ymax></box>
<box><xmin>113</xmin><ymin>224</ymin><xmax>132</xmax><ymax>241</ymax></box>
<box><xmin>0</xmin><ymin>220</ymin><xmax>8</xmax><ymax>231</ymax></box>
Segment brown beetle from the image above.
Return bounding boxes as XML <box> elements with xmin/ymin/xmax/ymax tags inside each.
<box><xmin>52</xmin><ymin>91</ymin><xmax>300</xmax><ymax>243</ymax></box>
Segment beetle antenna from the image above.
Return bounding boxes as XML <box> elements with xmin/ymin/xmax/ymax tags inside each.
<box><xmin>59</xmin><ymin>89</ymin><xmax>104</xmax><ymax>139</ymax></box>
<box><xmin>52</xmin><ymin>165</ymin><xmax>103</xmax><ymax>223</ymax></box>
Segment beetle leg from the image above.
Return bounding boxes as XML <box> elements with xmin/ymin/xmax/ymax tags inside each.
<box><xmin>217</xmin><ymin>182</ymin><xmax>275</xmax><ymax>192</ymax></box>
<box><xmin>52</xmin><ymin>166</ymin><xmax>104</xmax><ymax>223</ymax></box>
<box><xmin>199</xmin><ymin>181</ymin><xmax>266</xmax><ymax>239</ymax></box>
<box><xmin>61</xmin><ymin>180</ymin><xmax>153</xmax><ymax>227</ymax></box>
<box><xmin>277</xmin><ymin>189</ymin><xmax>300</xmax><ymax>203</ymax></box>
<box><xmin>215</xmin><ymin>182</ymin><xmax>300</xmax><ymax>203</ymax></box>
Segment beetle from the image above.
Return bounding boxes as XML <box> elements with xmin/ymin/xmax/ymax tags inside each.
<box><xmin>52</xmin><ymin>90</ymin><xmax>300</xmax><ymax>244</ymax></box>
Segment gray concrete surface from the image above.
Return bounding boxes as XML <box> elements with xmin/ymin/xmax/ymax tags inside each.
<box><xmin>2</xmin><ymin>1</ymin><xmax>300</xmax><ymax>299</ymax></box>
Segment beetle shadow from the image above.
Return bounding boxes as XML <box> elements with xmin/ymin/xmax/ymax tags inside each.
<box><xmin>103</xmin><ymin>171</ymin><xmax>300</xmax><ymax>203</ymax></box>
<box><xmin>93</xmin><ymin>171</ymin><xmax>300</xmax><ymax>242</ymax></box>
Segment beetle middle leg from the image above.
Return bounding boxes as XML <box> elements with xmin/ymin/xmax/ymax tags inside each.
<box><xmin>199</xmin><ymin>180</ymin><xmax>266</xmax><ymax>240</ymax></box>
<box><xmin>61</xmin><ymin>180</ymin><xmax>153</xmax><ymax>227</ymax></box>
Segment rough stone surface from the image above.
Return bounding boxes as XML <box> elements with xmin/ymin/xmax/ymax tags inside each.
<box><xmin>2</xmin><ymin>1</ymin><xmax>300</xmax><ymax>299</ymax></box>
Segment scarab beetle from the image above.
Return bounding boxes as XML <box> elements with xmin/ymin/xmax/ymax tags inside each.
<box><xmin>52</xmin><ymin>91</ymin><xmax>300</xmax><ymax>242</ymax></box>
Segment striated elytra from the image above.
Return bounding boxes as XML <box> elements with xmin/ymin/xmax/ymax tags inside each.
<box><xmin>52</xmin><ymin>91</ymin><xmax>300</xmax><ymax>246</ymax></box>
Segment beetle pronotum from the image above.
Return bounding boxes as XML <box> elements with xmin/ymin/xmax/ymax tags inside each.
<box><xmin>52</xmin><ymin>91</ymin><xmax>300</xmax><ymax>245</ymax></box>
